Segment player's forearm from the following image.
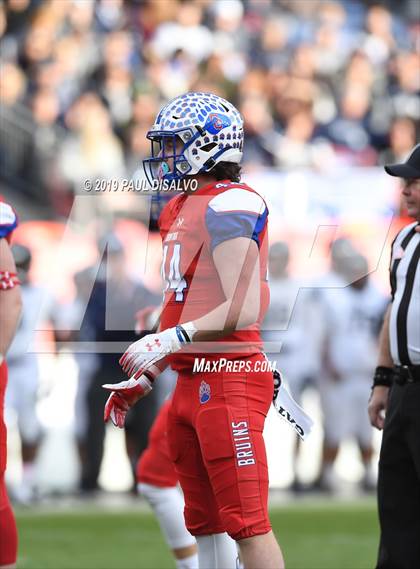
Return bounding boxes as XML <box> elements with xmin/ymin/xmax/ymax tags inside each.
<box><xmin>377</xmin><ymin>304</ymin><xmax>393</xmax><ymax>367</ymax></box>
<box><xmin>0</xmin><ymin>288</ymin><xmax>22</xmax><ymax>357</ymax></box>
<box><xmin>190</xmin><ymin>289</ymin><xmax>260</xmax><ymax>342</ymax></box>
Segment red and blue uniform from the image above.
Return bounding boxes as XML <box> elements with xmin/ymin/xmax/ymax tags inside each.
<box><xmin>159</xmin><ymin>180</ymin><xmax>270</xmax><ymax>370</ymax></box>
<box><xmin>155</xmin><ymin>180</ymin><xmax>273</xmax><ymax>540</ymax></box>
<box><xmin>0</xmin><ymin>200</ymin><xmax>18</xmax><ymax>470</ymax></box>
<box><xmin>0</xmin><ymin>199</ymin><xmax>19</xmax><ymax>566</ymax></box>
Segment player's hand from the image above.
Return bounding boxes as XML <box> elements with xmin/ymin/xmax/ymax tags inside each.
<box><xmin>102</xmin><ymin>375</ymin><xmax>153</xmax><ymax>428</ymax></box>
<box><xmin>368</xmin><ymin>386</ymin><xmax>390</xmax><ymax>430</ymax></box>
<box><xmin>120</xmin><ymin>326</ymin><xmax>188</xmax><ymax>379</ymax></box>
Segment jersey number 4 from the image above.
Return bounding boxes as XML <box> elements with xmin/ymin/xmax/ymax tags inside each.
<box><xmin>162</xmin><ymin>243</ymin><xmax>187</xmax><ymax>302</ymax></box>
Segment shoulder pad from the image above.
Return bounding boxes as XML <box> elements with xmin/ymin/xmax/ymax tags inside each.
<box><xmin>208</xmin><ymin>187</ymin><xmax>266</xmax><ymax>215</ymax></box>
<box><xmin>0</xmin><ymin>202</ymin><xmax>18</xmax><ymax>239</ymax></box>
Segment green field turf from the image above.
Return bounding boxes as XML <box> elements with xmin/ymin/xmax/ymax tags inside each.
<box><xmin>16</xmin><ymin>500</ymin><xmax>379</xmax><ymax>569</ymax></box>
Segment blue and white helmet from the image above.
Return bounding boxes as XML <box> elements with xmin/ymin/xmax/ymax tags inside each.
<box><xmin>143</xmin><ymin>92</ymin><xmax>244</xmax><ymax>184</ymax></box>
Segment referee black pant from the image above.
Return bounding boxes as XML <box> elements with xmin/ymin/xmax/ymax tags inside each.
<box><xmin>377</xmin><ymin>381</ymin><xmax>420</xmax><ymax>569</ymax></box>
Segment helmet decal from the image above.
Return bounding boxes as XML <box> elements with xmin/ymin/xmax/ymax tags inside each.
<box><xmin>205</xmin><ymin>113</ymin><xmax>231</xmax><ymax>134</ymax></box>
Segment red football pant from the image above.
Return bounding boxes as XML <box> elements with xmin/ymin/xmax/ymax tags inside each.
<box><xmin>136</xmin><ymin>399</ymin><xmax>178</xmax><ymax>488</ymax></box>
<box><xmin>0</xmin><ymin>476</ymin><xmax>18</xmax><ymax>566</ymax></box>
<box><xmin>0</xmin><ymin>361</ymin><xmax>8</xmax><ymax>474</ymax></box>
<box><xmin>0</xmin><ymin>362</ymin><xmax>18</xmax><ymax>566</ymax></box>
<box><xmin>167</xmin><ymin>353</ymin><xmax>273</xmax><ymax>541</ymax></box>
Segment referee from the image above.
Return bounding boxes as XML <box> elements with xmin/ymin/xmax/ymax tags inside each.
<box><xmin>368</xmin><ymin>143</ymin><xmax>420</xmax><ymax>569</ymax></box>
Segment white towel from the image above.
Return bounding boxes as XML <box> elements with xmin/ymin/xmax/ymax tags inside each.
<box><xmin>272</xmin><ymin>369</ymin><xmax>314</xmax><ymax>441</ymax></box>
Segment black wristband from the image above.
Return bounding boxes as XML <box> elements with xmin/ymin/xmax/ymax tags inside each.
<box><xmin>176</xmin><ymin>325</ymin><xmax>192</xmax><ymax>343</ymax></box>
<box><xmin>372</xmin><ymin>366</ymin><xmax>394</xmax><ymax>388</ymax></box>
<box><xmin>272</xmin><ymin>369</ymin><xmax>282</xmax><ymax>401</ymax></box>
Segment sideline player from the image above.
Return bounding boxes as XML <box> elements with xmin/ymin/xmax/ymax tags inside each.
<box><xmin>104</xmin><ymin>93</ymin><xmax>285</xmax><ymax>569</ymax></box>
<box><xmin>5</xmin><ymin>245</ymin><xmax>44</xmax><ymax>504</ymax></box>
<box><xmin>0</xmin><ymin>200</ymin><xmax>22</xmax><ymax>569</ymax></box>
<box><xmin>318</xmin><ymin>253</ymin><xmax>387</xmax><ymax>491</ymax></box>
<box><xmin>263</xmin><ymin>241</ymin><xmax>319</xmax><ymax>491</ymax></box>
<box><xmin>137</xmin><ymin>399</ymin><xmax>199</xmax><ymax>569</ymax></box>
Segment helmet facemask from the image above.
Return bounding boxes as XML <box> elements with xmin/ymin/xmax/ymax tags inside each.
<box><xmin>143</xmin><ymin>128</ymin><xmax>200</xmax><ymax>186</ymax></box>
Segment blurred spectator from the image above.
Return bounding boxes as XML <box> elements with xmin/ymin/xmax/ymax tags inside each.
<box><xmin>0</xmin><ymin>62</ymin><xmax>26</xmax><ymax>107</ymax></box>
<box><xmin>344</xmin><ymin>51</ymin><xmax>375</xmax><ymax>92</ymax></box>
<box><xmin>150</xmin><ymin>2</ymin><xmax>213</xmax><ymax>63</ymax></box>
<box><xmin>390</xmin><ymin>52</ymin><xmax>420</xmax><ymax>121</ymax></box>
<box><xmin>131</xmin><ymin>90</ymin><xmax>159</xmax><ymax>127</ymax></box>
<box><xmin>211</xmin><ymin>0</ymin><xmax>248</xmax><ymax>83</ymax></box>
<box><xmin>273</xmin><ymin>108</ymin><xmax>336</xmax><ymax>170</ymax></box>
<box><xmin>253</xmin><ymin>16</ymin><xmax>290</xmax><ymax>70</ymax></box>
<box><xmin>0</xmin><ymin>62</ymin><xmax>50</xmax><ymax>209</ymax></box>
<box><xmin>95</xmin><ymin>0</ymin><xmax>126</xmax><ymax>33</ymax></box>
<box><xmin>362</xmin><ymin>4</ymin><xmax>395</xmax><ymax>66</ymax></box>
<box><xmin>240</xmin><ymin>96</ymin><xmax>277</xmax><ymax>168</ymax></box>
<box><xmin>31</xmin><ymin>88</ymin><xmax>65</xmax><ymax>198</ymax></box>
<box><xmin>322</xmin><ymin>84</ymin><xmax>377</xmax><ymax>165</ymax></box>
<box><xmin>59</xmin><ymin>94</ymin><xmax>125</xmax><ymax>194</ymax></box>
<box><xmin>125</xmin><ymin>123</ymin><xmax>148</xmax><ymax>177</ymax></box>
<box><xmin>73</xmin><ymin>233</ymin><xmax>160</xmax><ymax>493</ymax></box>
<box><xmin>313</xmin><ymin>8</ymin><xmax>351</xmax><ymax>79</ymax></box>
<box><xmin>380</xmin><ymin>116</ymin><xmax>417</xmax><ymax>164</ymax></box>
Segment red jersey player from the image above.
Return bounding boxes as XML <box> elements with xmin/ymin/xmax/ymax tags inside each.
<box><xmin>0</xmin><ymin>200</ymin><xmax>22</xmax><ymax>569</ymax></box>
<box><xmin>137</xmin><ymin>397</ymin><xmax>203</xmax><ymax>569</ymax></box>
<box><xmin>104</xmin><ymin>92</ymin><xmax>285</xmax><ymax>569</ymax></box>
<box><xmin>136</xmin><ymin>308</ymin><xmax>238</xmax><ymax>569</ymax></box>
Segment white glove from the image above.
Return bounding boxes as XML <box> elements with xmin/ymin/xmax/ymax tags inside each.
<box><xmin>120</xmin><ymin>324</ymin><xmax>195</xmax><ymax>379</ymax></box>
<box><xmin>103</xmin><ymin>374</ymin><xmax>153</xmax><ymax>428</ymax></box>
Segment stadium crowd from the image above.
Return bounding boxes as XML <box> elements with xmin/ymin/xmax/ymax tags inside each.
<box><xmin>0</xmin><ymin>0</ymin><xmax>419</xmax><ymax>218</ymax></box>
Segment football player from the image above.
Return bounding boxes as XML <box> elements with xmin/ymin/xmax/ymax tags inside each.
<box><xmin>263</xmin><ymin>241</ymin><xmax>320</xmax><ymax>492</ymax></box>
<box><xmin>318</xmin><ymin>253</ymin><xmax>387</xmax><ymax>491</ymax></box>
<box><xmin>138</xmin><ymin>396</ymin><xmax>251</xmax><ymax>569</ymax></box>
<box><xmin>0</xmin><ymin>200</ymin><xmax>22</xmax><ymax>569</ymax></box>
<box><xmin>6</xmin><ymin>245</ymin><xmax>44</xmax><ymax>504</ymax></box>
<box><xmin>137</xmin><ymin>398</ymin><xmax>199</xmax><ymax>569</ymax></box>
<box><xmin>103</xmin><ymin>93</ymin><xmax>285</xmax><ymax>569</ymax></box>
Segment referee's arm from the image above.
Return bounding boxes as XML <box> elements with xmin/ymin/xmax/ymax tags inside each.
<box><xmin>368</xmin><ymin>304</ymin><xmax>393</xmax><ymax>430</ymax></box>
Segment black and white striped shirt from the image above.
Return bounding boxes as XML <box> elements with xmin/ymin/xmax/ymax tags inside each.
<box><xmin>389</xmin><ymin>222</ymin><xmax>420</xmax><ymax>366</ymax></box>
